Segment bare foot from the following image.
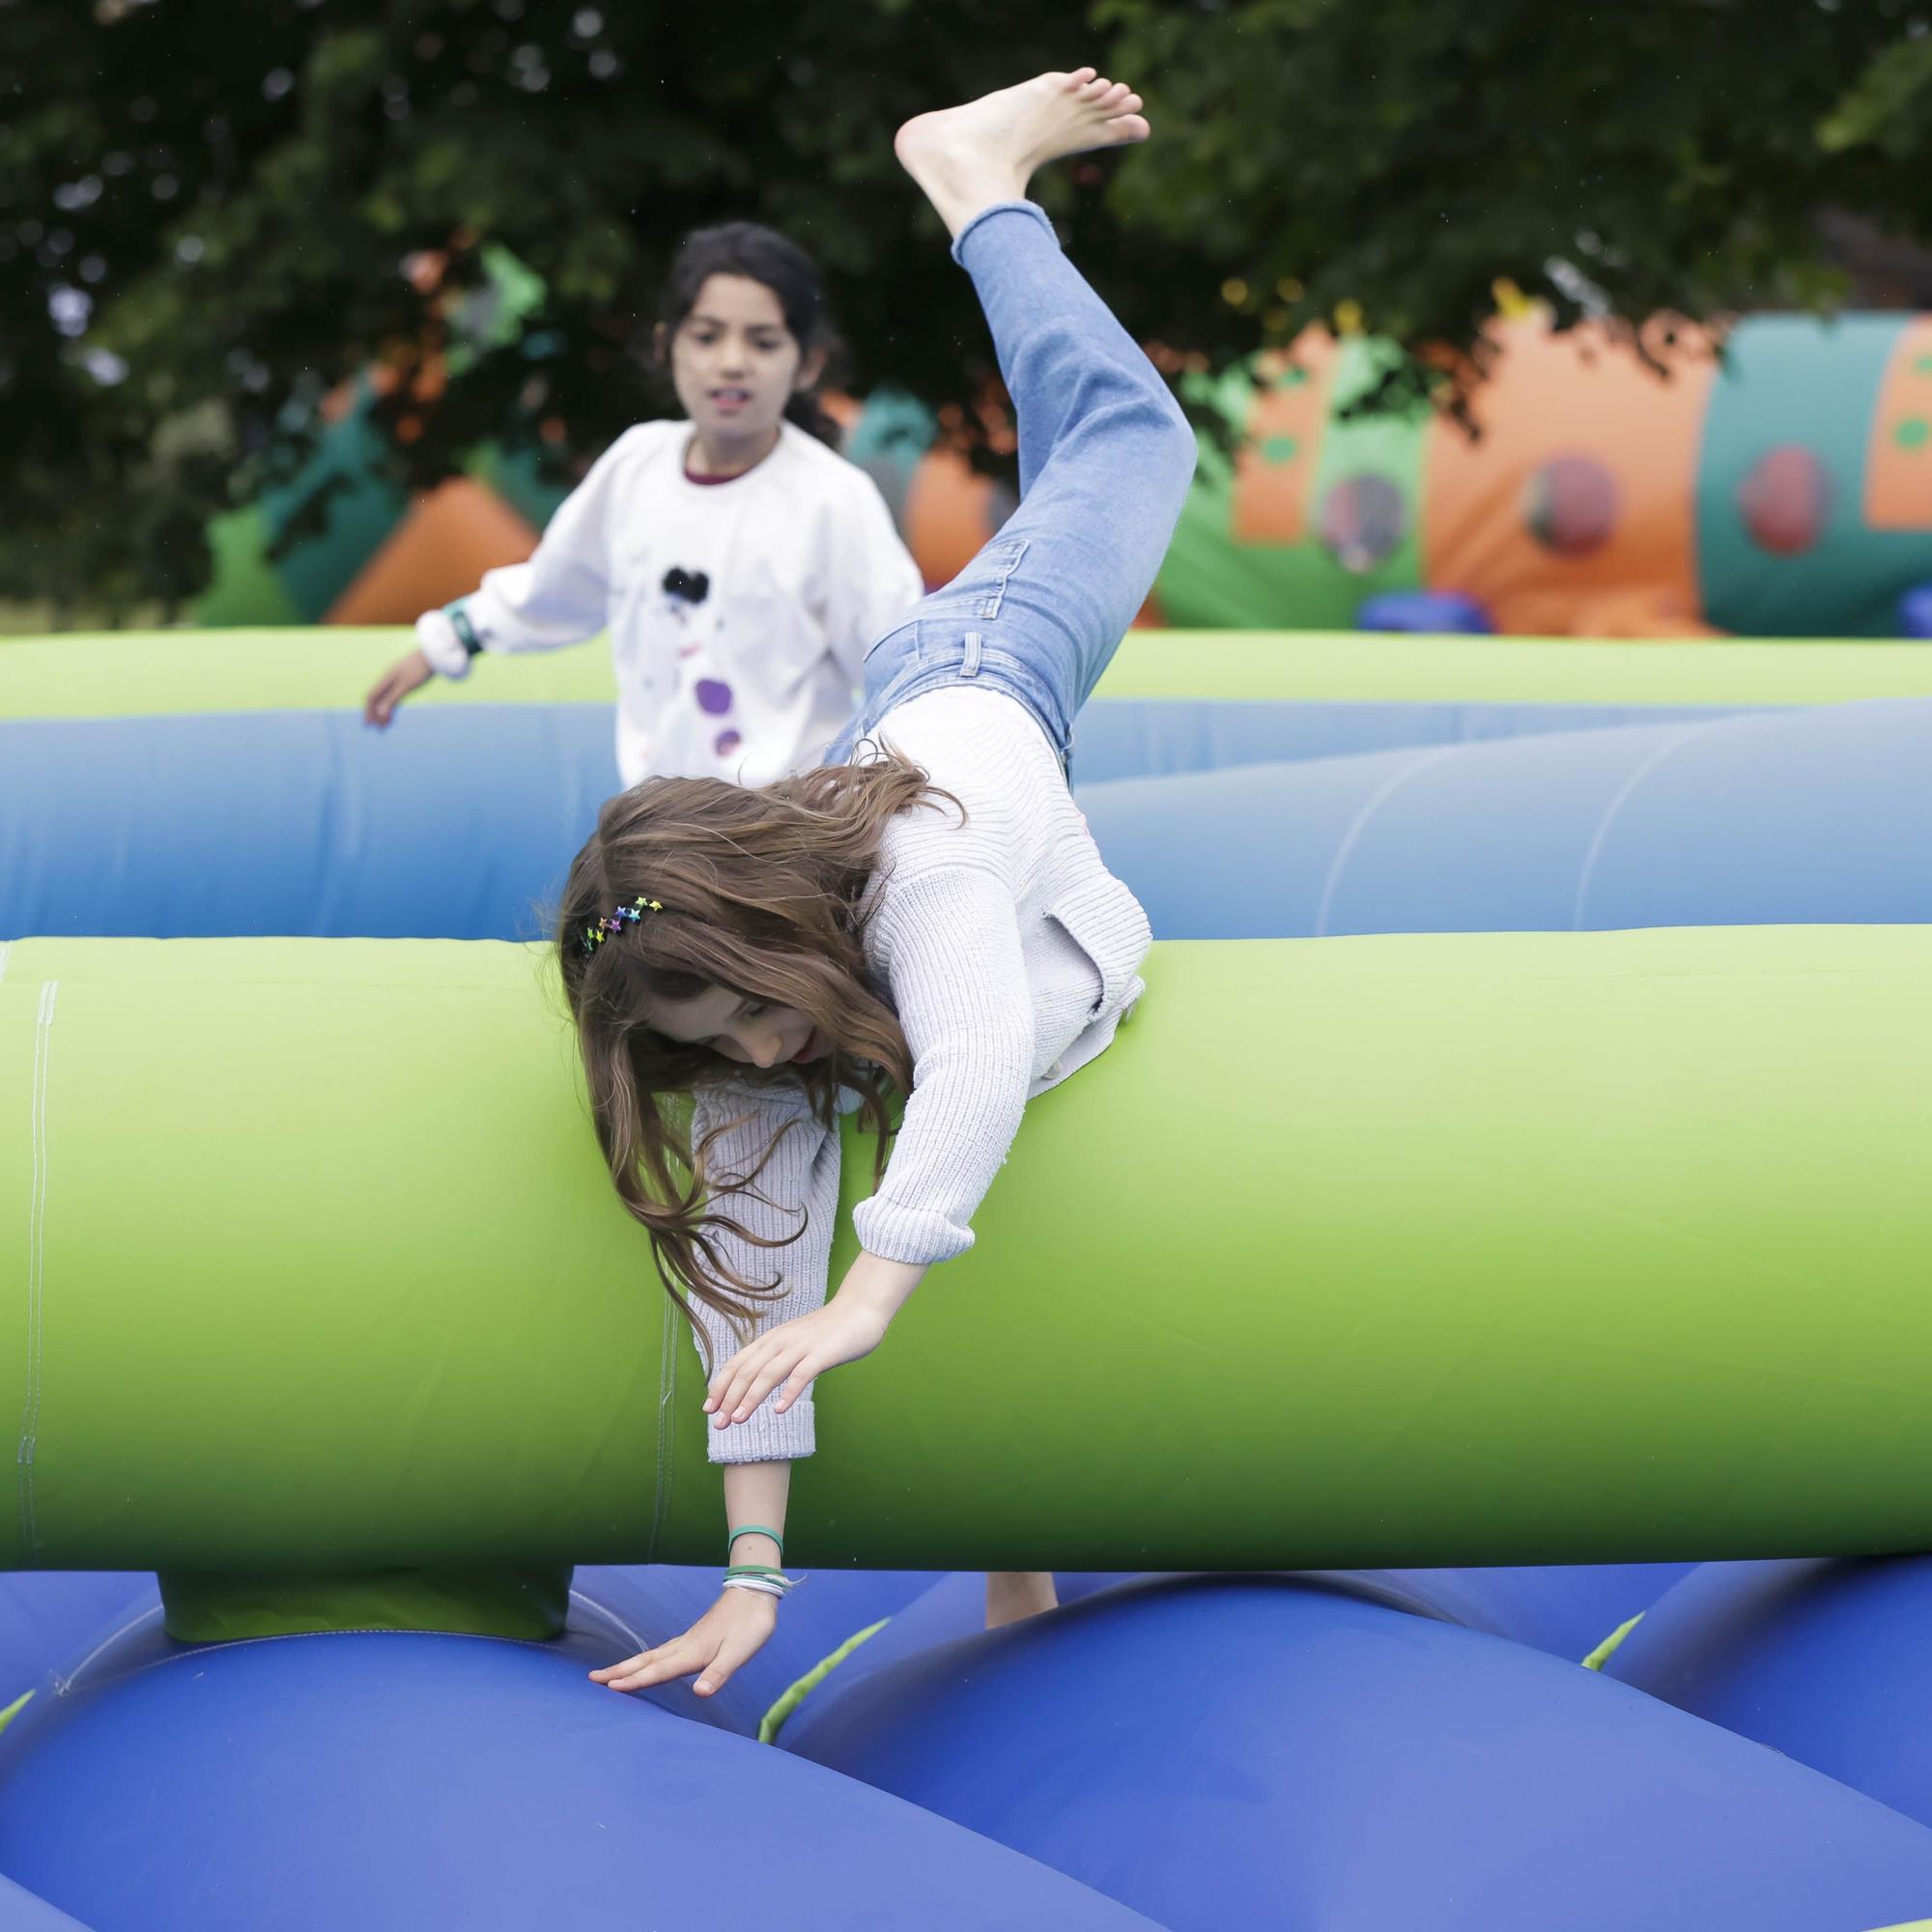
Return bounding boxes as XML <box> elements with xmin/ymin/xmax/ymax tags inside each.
<box><xmin>895</xmin><ymin>70</ymin><xmax>1151</xmax><ymax>240</ymax></box>
<box><xmin>985</xmin><ymin>1569</ymin><xmax>1060</xmax><ymax>1628</ymax></box>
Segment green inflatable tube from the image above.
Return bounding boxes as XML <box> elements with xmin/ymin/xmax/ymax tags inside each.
<box><xmin>5</xmin><ymin>926</ymin><xmax>1932</xmax><ymax>1638</ymax></box>
<box><xmin>9</xmin><ymin>626</ymin><xmax>1932</xmax><ymax>721</ymax></box>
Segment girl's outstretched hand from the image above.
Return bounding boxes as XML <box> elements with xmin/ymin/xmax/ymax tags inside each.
<box><xmin>589</xmin><ymin>1587</ymin><xmax>777</xmax><ymax>1698</ymax></box>
<box><xmin>364</xmin><ymin>646</ymin><xmax>435</xmax><ymax>726</ymax></box>
<box><xmin>706</xmin><ymin>1253</ymin><xmax>926</xmax><ymax>1431</ymax></box>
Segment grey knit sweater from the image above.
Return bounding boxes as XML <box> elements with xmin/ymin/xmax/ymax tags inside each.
<box><xmin>689</xmin><ymin>685</ymin><xmax>1151</xmax><ymax>1462</ymax></box>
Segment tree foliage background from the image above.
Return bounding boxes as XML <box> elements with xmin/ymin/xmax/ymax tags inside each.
<box><xmin>5</xmin><ymin>0</ymin><xmax>1932</xmax><ymax>615</ymax></box>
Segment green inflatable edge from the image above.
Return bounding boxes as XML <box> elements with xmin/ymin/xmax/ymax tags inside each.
<box><xmin>9</xmin><ymin>626</ymin><xmax>1932</xmax><ymax>723</ymax></box>
<box><xmin>5</xmin><ymin>926</ymin><xmax>1932</xmax><ymax>1638</ymax></box>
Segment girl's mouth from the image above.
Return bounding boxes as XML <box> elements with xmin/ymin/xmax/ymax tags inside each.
<box><xmin>789</xmin><ymin>1028</ymin><xmax>823</xmax><ymax>1064</ymax></box>
<box><xmin>709</xmin><ymin>387</ymin><xmax>752</xmax><ymax>413</ymax></box>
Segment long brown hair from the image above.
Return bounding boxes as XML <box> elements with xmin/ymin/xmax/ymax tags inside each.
<box><xmin>556</xmin><ymin>754</ymin><xmax>953</xmax><ymax>1338</ymax></box>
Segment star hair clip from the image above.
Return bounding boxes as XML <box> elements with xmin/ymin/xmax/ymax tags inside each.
<box><xmin>581</xmin><ymin>895</ymin><xmax>665</xmax><ymax>957</ymax></box>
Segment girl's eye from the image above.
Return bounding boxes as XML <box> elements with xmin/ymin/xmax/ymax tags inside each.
<box><xmin>742</xmin><ymin>1001</ymin><xmax>768</xmax><ymax>1019</ymax></box>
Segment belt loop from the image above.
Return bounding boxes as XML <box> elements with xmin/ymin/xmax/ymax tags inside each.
<box><xmin>962</xmin><ymin>631</ymin><xmax>983</xmax><ymax>677</ymax></box>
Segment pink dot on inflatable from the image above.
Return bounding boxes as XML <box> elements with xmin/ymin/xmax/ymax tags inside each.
<box><xmin>1738</xmin><ymin>445</ymin><xmax>1829</xmax><ymax>555</ymax></box>
<box><xmin>1522</xmin><ymin>455</ymin><xmax>1618</xmax><ymax>556</ymax></box>
<box><xmin>715</xmin><ymin>729</ymin><xmax>742</xmax><ymax>758</ymax></box>
<box><xmin>1317</xmin><ymin>474</ymin><xmax>1406</xmax><ymax>574</ymax></box>
<box><xmin>695</xmin><ymin>678</ymin><xmax>733</xmax><ymax>716</ymax></box>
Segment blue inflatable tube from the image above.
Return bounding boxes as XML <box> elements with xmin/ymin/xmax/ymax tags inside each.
<box><xmin>770</xmin><ymin>1561</ymin><xmax>1693</xmax><ymax>1747</ymax></box>
<box><xmin>1605</xmin><ymin>1556</ymin><xmax>1932</xmax><ymax>1833</ymax></box>
<box><xmin>0</xmin><ymin>696</ymin><xmax>1908</xmax><ymax>944</ymax></box>
<box><xmin>0</xmin><ymin>1879</ymin><xmax>90</xmax><ymax>1931</ymax></box>
<box><xmin>1081</xmin><ymin>696</ymin><xmax>1932</xmax><ymax>937</ymax></box>
<box><xmin>0</xmin><ymin>1574</ymin><xmax>154</xmax><ymax>1707</ymax></box>
<box><xmin>1071</xmin><ymin>694</ymin><xmax>1745</xmax><ymax>779</ymax></box>
<box><xmin>0</xmin><ymin>709</ymin><xmax>612</xmax><ymax>943</ymax></box>
<box><xmin>787</xmin><ymin>1575</ymin><xmax>1932</xmax><ymax>1931</ymax></box>
<box><xmin>0</xmin><ymin>1618</ymin><xmax>1157</xmax><ymax>1932</ymax></box>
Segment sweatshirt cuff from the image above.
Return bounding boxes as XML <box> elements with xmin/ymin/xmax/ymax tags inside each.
<box><xmin>851</xmin><ymin>1195</ymin><xmax>975</xmax><ymax>1266</ymax></box>
<box><xmin>706</xmin><ymin>1392</ymin><xmax>815</xmax><ymax>1464</ymax></box>
<box><xmin>415</xmin><ymin>608</ymin><xmax>472</xmax><ymax>680</ymax></box>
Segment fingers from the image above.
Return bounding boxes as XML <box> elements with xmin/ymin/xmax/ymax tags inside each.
<box><xmin>730</xmin><ymin>1349</ymin><xmax>811</xmax><ymax>1424</ymax></box>
<box><xmin>592</xmin><ymin>1635</ymin><xmax>712</xmax><ymax>1693</ymax></box>
<box><xmin>705</xmin><ymin>1335</ymin><xmax>776</xmax><ymax>1421</ymax></box>
<box><xmin>773</xmin><ymin>1358</ymin><xmax>822</xmax><ymax>1414</ymax></box>
<box><xmin>706</xmin><ymin>1330</ymin><xmax>796</xmax><ymax>1426</ymax></box>
<box><xmin>593</xmin><ymin>1595</ymin><xmax>776</xmax><ymax>1699</ymax></box>
<box><xmin>365</xmin><ymin>674</ymin><xmax>402</xmax><ymax>726</ymax></box>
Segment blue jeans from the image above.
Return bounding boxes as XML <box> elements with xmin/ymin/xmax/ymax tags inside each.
<box><xmin>828</xmin><ymin>201</ymin><xmax>1196</xmax><ymax>771</ymax></box>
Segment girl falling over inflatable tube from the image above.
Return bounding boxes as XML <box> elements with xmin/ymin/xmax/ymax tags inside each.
<box><xmin>556</xmin><ymin>69</ymin><xmax>1195</xmax><ymax>1696</ymax></box>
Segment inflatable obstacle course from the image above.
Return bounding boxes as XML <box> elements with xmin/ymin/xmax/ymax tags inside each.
<box><xmin>13</xmin><ymin>623</ymin><xmax>1932</xmax><ymax>1926</ymax></box>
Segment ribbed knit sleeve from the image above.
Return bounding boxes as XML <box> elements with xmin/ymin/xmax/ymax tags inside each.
<box><xmin>687</xmin><ymin>1077</ymin><xmax>842</xmax><ymax>1463</ymax></box>
<box><xmin>852</xmin><ymin>867</ymin><xmax>1036</xmax><ymax>1264</ymax></box>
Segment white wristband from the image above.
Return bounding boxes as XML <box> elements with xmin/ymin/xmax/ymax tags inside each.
<box><xmin>722</xmin><ymin>1573</ymin><xmax>804</xmax><ymax>1602</ymax></box>
<box><xmin>414</xmin><ymin>608</ymin><xmax>473</xmax><ymax>680</ymax></box>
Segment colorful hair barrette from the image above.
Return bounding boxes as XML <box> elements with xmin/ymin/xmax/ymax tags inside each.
<box><xmin>581</xmin><ymin>895</ymin><xmax>665</xmax><ymax>957</ymax></box>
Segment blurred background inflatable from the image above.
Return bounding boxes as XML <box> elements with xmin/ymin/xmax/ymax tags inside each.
<box><xmin>189</xmin><ymin>309</ymin><xmax>1932</xmax><ymax>640</ymax></box>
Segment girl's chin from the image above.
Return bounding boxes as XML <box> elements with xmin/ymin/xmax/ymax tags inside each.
<box><xmin>699</xmin><ymin>406</ymin><xmax>770</xmax><ymax>435</ymax></box>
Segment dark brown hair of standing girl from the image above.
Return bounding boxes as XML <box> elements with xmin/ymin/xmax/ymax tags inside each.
<box><xmin>555</xmin><ymin>756</ymin><xmax>955</xmax><ymax>1336</ymax></box>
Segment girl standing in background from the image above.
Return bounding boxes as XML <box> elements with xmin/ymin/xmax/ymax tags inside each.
<box><xmin>364</xmin><ymin>222</ymin><xmax>922</xmax><ymax>789</ymax></box>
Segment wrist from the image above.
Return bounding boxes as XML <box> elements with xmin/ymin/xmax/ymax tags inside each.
<box><xmin>414</xmin><ymin>609</ymin><xmax>471</xmax><ymax>680</ymax></box>
<box><xmin>838</xmin><ymin>1252</ymin><xmax>926</xmax><ymax>1319</ymax></box>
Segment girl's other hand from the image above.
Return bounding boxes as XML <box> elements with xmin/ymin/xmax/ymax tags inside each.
<box><xmin>364</xmin><ymin>647</ymin><xmax>435</xmax><ymax>726</ymax></box>
<box><xmin>589</xmin><ymin>1587</ymin><xmax>777</xmax><ymax>1697</ymax></box>
<box><xmin>705</xmin><ymin>1264</ymin><xmax>914</xmax><ymax>1430</ymax></box>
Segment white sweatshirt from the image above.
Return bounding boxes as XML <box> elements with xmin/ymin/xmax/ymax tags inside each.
<box><xmin>688</xmin><ymin>686</ymin><xmax>1152</xmax><ymax>1463</ymax></box>
<box><xmin>415</xmin><ymin>420</ymin><xmax>923</xmax><ymax>788</ymax></box>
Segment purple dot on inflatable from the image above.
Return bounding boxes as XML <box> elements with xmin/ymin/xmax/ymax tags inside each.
<box><xmin>695</xmin><ymin>678</ymin><xmax>733</xmax><ymax>716</ymax></box>
<box><xmin>1739</xmin><ymin>445</ymin><xmax>1830</xmax><ymax>556</ymax></box>
<box><xmin>1522</xmin><ymin>455</ymin><xmax>1618</xmax><ymax>556</ymax></box>
<box><xmin>1318</xmin><ymin>474</ymin><xmax>1406</xmax><ymax>574</ymax></box>
<box><xmin>715</xmin><ymin>729</ymin><xmax>743</xmax><ymax>758</ymax></box>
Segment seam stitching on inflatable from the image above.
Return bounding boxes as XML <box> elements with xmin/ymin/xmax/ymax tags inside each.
<box><xmin>567</xmin><ymin>1588</ymin><xmax>647</xmax><ymax>1657</ymax></box>
<box><xmin>18</xmin><ymin>979</ymin><xmax>57</xmax><ymax>1557</ymax></box>
<box><xmin>1569</xmin><ymin>720</ymin><xmax>1719</xmax><ymax>929</ymax></box>
<box><xmin>650</xmin><ymin>1287</ymin><xmax>676</xmax><ymax>1562</ymax></box>
<box><xmin>63</xmin><ymin>1618</ymin><xmax>580</xmax><ymax>1692</ymax></box>
<box><xmin>1313</xmin><ymin>745</ymin><xmax>1459</xmax><ymax>936</ymax></box>
<box><xmin>55</xmin><ymin>1602</ymin><xmax>166</xmax><ymax>1695</ymax></box>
